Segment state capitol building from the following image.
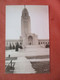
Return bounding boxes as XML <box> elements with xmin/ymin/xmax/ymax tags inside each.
<box><xmin>6</xmin><ymin>6</ymin><xmax>49</xmax><ymax>49</ymax></box>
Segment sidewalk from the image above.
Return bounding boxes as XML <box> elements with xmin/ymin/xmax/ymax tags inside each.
<box><xmin>14</xmin><ymin>57</ymin><xmax>36</xmax><ymax>73</ymax></box>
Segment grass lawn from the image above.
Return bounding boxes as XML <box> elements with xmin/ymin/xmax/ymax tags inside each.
<box><xmin>31</xmin><ymin>61</ymin><xmax>50</xmax><ymax>73</ymax></box>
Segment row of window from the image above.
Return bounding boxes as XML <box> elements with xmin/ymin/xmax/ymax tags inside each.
<box><xmin>38</xmin><ymin>42</ymin><xmax>49</xmax><ymax>45</ymax></box>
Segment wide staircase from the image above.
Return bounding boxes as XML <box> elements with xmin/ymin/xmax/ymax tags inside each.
<box><xmin>24</xmin><ymin>45</ymin><xmax>42</xmax><ymax>53</ymax></box>
<box><xmin>26</xmin><ymin>45</ymin><xmax>41</xmax><ymax>48</ymax></box>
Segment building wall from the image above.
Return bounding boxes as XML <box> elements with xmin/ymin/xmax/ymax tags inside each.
<box><xmin>5</xmin><ymin>40</ymin><xmax>21</xmax><ymax>50</ymax></box>
<box><xmin>38</xmin><ymin>39</ymin><xmax>49</xmax><ymax>47</ymax></box>
<box><xmin>5</xmin><ymin>39</ymin><xmax>49</xmax><ymax>49</ymax></box>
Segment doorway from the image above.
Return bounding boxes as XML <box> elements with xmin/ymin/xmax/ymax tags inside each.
<box><xmin>28</xmin><ymin>36</ymin><xmax>33</xmax><ymax>45</ymax></box>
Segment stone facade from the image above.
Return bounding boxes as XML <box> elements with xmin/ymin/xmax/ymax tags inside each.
<box><xmin>21</xmin><ymin>7</ymin><xmax>38</xmax><ymax>46</ymax></box>
<box><xmin>6</xmin><ymin>39</ymin><xmax>49</xmax><ymax>49</ymax></box>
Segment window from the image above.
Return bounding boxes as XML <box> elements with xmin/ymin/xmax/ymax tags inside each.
<box><xmin>38</xmin><ymin>42</ymin><xmax>40</xmax><ymax>45</ymax></box>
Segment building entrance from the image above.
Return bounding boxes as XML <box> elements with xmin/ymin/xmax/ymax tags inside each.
<box><xmin>28</xmin><ymin>36</ymin><xmax>33</xmax><ymax>45</ymax></box>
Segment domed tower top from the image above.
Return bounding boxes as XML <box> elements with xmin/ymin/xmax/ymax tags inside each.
<box><xmin>22</xmin><ymin>5</ymin><xmax>29</xmax><ymax>17</ymax></box>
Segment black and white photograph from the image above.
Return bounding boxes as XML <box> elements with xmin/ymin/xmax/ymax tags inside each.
<box><xmin>5</xmin><ymin>5</ymin><xmax>50</xmax><ymax>74</ymax></box>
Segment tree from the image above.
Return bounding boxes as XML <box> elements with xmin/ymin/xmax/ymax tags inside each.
<box><xmin>9</xmin><ymin>43</ymin><xmax>12</xmax><ymax>49</ymax></box>
<box><xmin>15</xmin><ymin>42</ymin><xmax>19</xmax><ymax>51</ymax></box>
<box><xmin>13</xmin><ymin>44</ymin><xmax>15</xmax><ymax>49</ymax></box>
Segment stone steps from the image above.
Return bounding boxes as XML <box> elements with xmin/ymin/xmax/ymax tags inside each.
<box><xmin>26</xmin><ymin>45</ymin><xmax>41</xmax><ymax>48</ymax></box>
<box><xmin>23</xmin><ymin>45</ymin><xmax>45</xmax><ymax>53</ymax></box>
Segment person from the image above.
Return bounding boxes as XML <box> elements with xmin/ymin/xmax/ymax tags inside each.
<box><xmin>8</xmin><ymin>54</ymin><xmax>10</xmax><ymax>58</ymax></box>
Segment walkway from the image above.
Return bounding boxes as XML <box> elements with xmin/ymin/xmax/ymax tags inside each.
<box><xmin>6</xmin><ymin>46</ymin><xmax>50</xmax><ymax>73</ymax></box>
<box><xmin>14</xmin><ymin>57</ymin><xmax>36</xmax><ymax>73</ymax></box>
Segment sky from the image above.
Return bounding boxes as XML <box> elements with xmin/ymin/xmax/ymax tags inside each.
<box><xmin>6</xmin><ymin>5</ymin><xmax>49</xmax><ymax>40</ymax></box>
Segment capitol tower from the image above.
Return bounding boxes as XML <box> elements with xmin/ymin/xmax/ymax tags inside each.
<box><xmin>21</xmin><ymin>6</ymin><xmax>38</xmax><ymax>46</ymax></box>
<box><xmin>21</xmin><ymin>6</ymin><xmax>31</xmax><ymax>46</ymax></box>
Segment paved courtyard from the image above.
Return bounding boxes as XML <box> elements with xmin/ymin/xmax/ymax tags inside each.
<box><xmin>5</xmin><ymin>46</ymin><xmax>50</xmax><ymax>73</ymax></box>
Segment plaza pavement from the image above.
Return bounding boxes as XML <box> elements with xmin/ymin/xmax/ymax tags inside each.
<box><xmin>5</xmin><ymin>46</ymin><xmax>50</xmax><ymax>73</ymax></box>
